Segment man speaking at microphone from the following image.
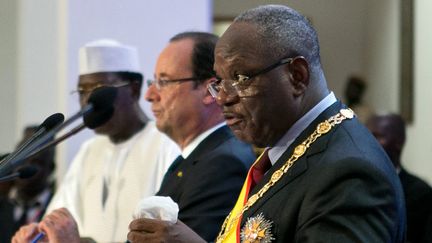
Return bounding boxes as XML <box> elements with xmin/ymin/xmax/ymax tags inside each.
<box><xmin>130</xmin><ymin>5</ymin><xmax>405</xmax><ymax>243</ymax></box>
<box><xmin>13</xmin><ymin>39</ymin><xmax>179</xmax><ymax>242</ymax></box>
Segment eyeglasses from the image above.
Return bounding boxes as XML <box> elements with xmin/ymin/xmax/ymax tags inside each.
<box><xmin>71</xmin><ymin>81</ymin><xmax>130</xmax><ymax>97</ymax></box>
<box><xmin>146</xmin><ymin>77</ymin><xmax>202</xmax><ymax>90</ymax></box>
<box><xmin>208</xmin><ymin>57</ymin><xmax>296</xmax><ymax>98</ymax></box>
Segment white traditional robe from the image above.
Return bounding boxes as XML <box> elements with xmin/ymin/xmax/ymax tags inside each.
<box><xmin>47</xmin><ymin>121</ymin><xmax>179</xmax><ymax>242</ymax></box>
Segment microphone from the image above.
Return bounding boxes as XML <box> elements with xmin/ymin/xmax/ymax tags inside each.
<box><xmin>84</xmin><ymin>104</ymin><xmax>115</xmax><ymax>129</ymax></box>
<box><xmin>0</xmin><ymin>165</ymin><xmax>39</xmax><ymax>183</ymax></box>
<box><xmin>21</xmin><ymin>86</ymin><xmax>117</xmax><ymax>154</ymax></box>
<box><xmin>19</xmin><ymin>113</ymin><xmax>64</xmax><ymax>151</ymax></box>
<box><xmin>0</xmin><ymin>86</ymin><xmax>118</xmax><ymax>177</ymax></box>
<box><xmin>39</xmin><ymin>113</ymin><xmax>66</xmax><ymax>131</ymax></box>
<box><xmin>24</xmin><ymin>106</ymin><xmax>115</xmax><ymax>160</ymax></box>
<box><xmin>0</xmin><ymin>113</ymin><xmax>64</xmax><ymax>167</ymax></box>
<box><xmin>41</xmin><ymin>86</ymin><xmax>118</xmax><ymax>139</ymax></box>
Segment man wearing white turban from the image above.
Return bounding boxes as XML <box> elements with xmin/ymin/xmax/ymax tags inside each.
<box><xmin>43</xmin><ymin>39</ymin><xmax>179</xmax><ymax>242</ymax></box>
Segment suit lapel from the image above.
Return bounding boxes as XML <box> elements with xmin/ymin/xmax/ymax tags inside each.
<box><xmin>160</xmin><ymin>126</ymin><xmax>234</xmax><ymax>199</ymax></box>
<box><xmin>243</xmin><ymin>102</ymin><xmax>344</xmax><ymax>220</ymax></box>
<box><xmin>159</xmin><ymin>126</ymin><xmax>234</xmax><ymax>193</ymax></box>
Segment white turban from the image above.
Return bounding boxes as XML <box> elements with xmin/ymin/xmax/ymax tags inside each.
<box><xmin>79</xmin><ymin>39</ymin><xmax>140</xmax><ymax>75</ymax></box>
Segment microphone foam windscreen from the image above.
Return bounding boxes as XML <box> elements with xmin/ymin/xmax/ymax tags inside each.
<box><xmin>87</xmin><ymin>86</ymin><xmax>118</xmax><ymax>112</ymax></box>
<box><xmin>84</xmin><ymin>107</ymin><xmax>115</xmax><ymax>129</ymax></box>
<box><xmin>84</xmin><ymin>86</ymin><xmax>117</xmax><ymax>129</ymax></box>
<box><xmin>17</xmin><ymin>165</ymin><xmax>39</xmax><ymax>179</ymax></box>
<box><xmin>39</xmin><ymin>113</ymin><xmax>65</xmax><ymax>131</ymax></box>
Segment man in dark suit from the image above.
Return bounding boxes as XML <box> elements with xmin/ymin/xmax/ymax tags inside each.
<box><xmin>142</xmin><ymin>31</ymin><xmax>255</xmax><ymax>241</ymax></box>
<box><xmin>367</xmin><ymin>113</ymin><xmax>432</xmax><ymax>243</ymax></box>
<box><xmin>126</xmin><ymin>4</ymin><xmax>406</xmax><ymax>243</ymax></box>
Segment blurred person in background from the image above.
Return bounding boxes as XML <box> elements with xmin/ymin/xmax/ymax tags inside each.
<box><xmin>0</xmin><ymin>125</ymin><xmax>56</xmax><ymax>243</ymax></box>
<box><xmin>0</xmin><ymin>153</ymin><xmax>13</xmax><ymax>200</ymax></box>
<box><xmin>367</xmin><ymin>113</ymin><xmax>432</xmax><ymax>243</ymax></box>
<box><xmin>344</xmin><ymin>75</ymin><xmax>375</xmax><ymax>123</ymax></box>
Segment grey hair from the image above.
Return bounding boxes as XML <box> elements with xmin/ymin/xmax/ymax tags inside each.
<box><xmin>234</xmin><ymin>5</ymin><xmax>321</xmax><ymax>69</ymax></box>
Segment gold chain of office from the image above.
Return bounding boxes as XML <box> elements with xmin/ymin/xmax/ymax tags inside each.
<box><xmin>215</xmin><ymin>108</ymin><xmax>354</xmax><ymax>243</ymax></box>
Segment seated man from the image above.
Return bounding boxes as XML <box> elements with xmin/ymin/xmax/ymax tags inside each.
<box><xmin>367</xmin><ymin>113</ymin><xmax>432</xmax><ymax>243</ymax></box>
<box><xmin>39</xmin><ymin>39</ymin><xmax>180</xmax><ymax>242</ymax></box>
<box><xmin>146</xmin><ymin>32</ymin><xmax>255</xmax><ymax>241</ymax></box>
<box><xmin>0</xmin><ymin>154</ymin><xmax>13</xmax><ymax>200</ymax></box>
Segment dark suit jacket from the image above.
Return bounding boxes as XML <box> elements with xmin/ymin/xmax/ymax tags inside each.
<box><xmin>156</xmin><ymin>125</ymin><xmax>255</xmax><ymax>242</ymax></box>
<box><xmin>0</xmin><ymin>197</ymin><xmax>16</xmax><ymax>243</ymax></box>
<box><xmin>399</xmin><ymin>167</ymin><xmax>432</xmax><ymax>243</ymax></box>
<box><xmin>240</xmin><ymin>102</ymin><xmax>406</xmax><ymax>243</ymax></box>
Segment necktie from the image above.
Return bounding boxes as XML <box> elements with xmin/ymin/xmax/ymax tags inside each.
<box><xmin>251</xmin><ymin>149</ymin><xmax>272</xmax><ymax>188</ymax></box>
<box><xmin>160</xmin><ymin>155</ymin><xmax>184</xmax><ymax>189</ymax></box>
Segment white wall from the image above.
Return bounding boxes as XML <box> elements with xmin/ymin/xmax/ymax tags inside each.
<box><xmin>0</xmin><ymin>0</ymin><xmax>212</xmax><ymax>178</ymax></box>
<box><xmin>364</xmin><ymin>0</ymin><xmax>399</xmax><ymax>113</ymax></box>
<box><xmin>0</xmin><ymin>0</ymin><xmax>18</xmax><ymax>154</ymax></box>
<box><xmin>403</xmin><ymin>0</ymin><xmax>432</xmax><ymax>184</ymax></box>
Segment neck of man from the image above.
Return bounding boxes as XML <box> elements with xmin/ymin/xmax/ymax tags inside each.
<box><xmin>174</xmin><ymin>115</ymin><xmax>224</xmax><ymax>150</ymax></box>
<box><xmin>299</xmin><ymin>80</ymin><xmax>330</xmax><ymax>119</ymax></box>
<box><xmin>109</xmin><ymin>108</ymin><xmax>147</xmax><ymax>144</ymax></box>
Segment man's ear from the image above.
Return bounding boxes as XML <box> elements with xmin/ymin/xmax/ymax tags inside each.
<box><xmin>288</xmin><ymin>56</ymin><xmax>310</xmax><ymax>97</ymax></box>
<box><xmin>202</xmin><ymin>78</ymin><xmax>217</xmax><ymax>105</ymax></box>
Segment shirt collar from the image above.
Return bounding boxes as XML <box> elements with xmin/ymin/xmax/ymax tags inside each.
<box><xmin>182</xmin><ymin>122</ymin><xmax>226</xmax><ymax>158</ymax></box>
<box><xmin>268</xmin><ymin>92</ymin><xmax>337</xmax><ymax>165</ymax></box>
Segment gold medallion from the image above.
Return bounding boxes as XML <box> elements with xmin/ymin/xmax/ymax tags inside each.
<box><xmin>293</xmin><ymin>144</ymin><xmax>306</xmax><ymax>157</ymax></box>
<box><xmin>317</xmin><ymin>121</ymin><xmax>331</xmax><ymax>134</ymax></box>
<box><xmin>240</xmin><ymin>213</ymin><xmax>274</xmax><ymax>243</ymax></box>
<box><xmin>271</xmin><ymin>170</ymin><xmax>283</xmax><ymax>183</ymax></box>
